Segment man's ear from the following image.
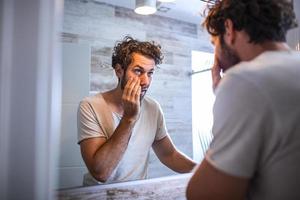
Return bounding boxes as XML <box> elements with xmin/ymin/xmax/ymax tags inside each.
<box><xmin>114</xmin><ymin>64</ymin><xmax>124</xmax><ymax>79</ymax></box>
<box><xmin>224</xmin><ymin>19</ymin><xmax>235</xmax><ymax>45</ymax></box>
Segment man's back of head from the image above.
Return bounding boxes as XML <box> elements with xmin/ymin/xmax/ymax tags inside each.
<box><xmin>203</xmin><ymin>0</ymin><xmax>297</xmax><ymax>44</ymax></box>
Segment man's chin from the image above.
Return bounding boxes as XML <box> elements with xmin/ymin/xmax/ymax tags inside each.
<box><xmin>140</xmin><ymin>91</ymin><xmax>147</xmax><ymax>100</ymax></box>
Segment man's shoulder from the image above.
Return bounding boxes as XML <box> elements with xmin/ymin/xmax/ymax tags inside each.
<box><xmin>79</xmin><ymin>93</ymin><xmax>106</xmax><ymax>112</ymax></box>
<box><xmin>229</xmin><ymin>51</ymin><xmax>300</xmax><ymax>75</ymax></box>
<box><xmin>81</xmin><ymin>93</ymin><xmax>103</xmax><ymax>104</ymax></box>
<box><xmin>216</xmin><ymin>51</ymin><xmax>300</xmax><ymax>109</ymax></box>
<box><xmin>143</xmin><ymin>96</ymin><xmax>160</xmax><ymax>107</ymax></box>
<box><xmin>142</xmin><ymin>96</ymin><xmax>163</xmax><ymax>114</ymax></box>
<box><xmin>226</xmin><ymin>51</ymin><xmax>300</xmax><ymax>87</ymax></box>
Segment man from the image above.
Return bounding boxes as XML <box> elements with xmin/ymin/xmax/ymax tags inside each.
<box><xmin>78</xmin><ymin>36</ymin><xmax>196</xmax><ymax>185</ymax></box>
<box><xmin>187</xmin><ymin>0</ymin><xmax>300</xmax><ymax>199</ymax></box>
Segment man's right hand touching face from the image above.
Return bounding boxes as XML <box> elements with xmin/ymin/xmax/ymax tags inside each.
<box><xmin>122</xmin><ymin>77</ymin><xmax>141</xmax><ymax>123</ymax></box>
<box><xmin>211</xmin><ymin>54</ymin><xmax>222</xmax><ymax>93</ymax></box>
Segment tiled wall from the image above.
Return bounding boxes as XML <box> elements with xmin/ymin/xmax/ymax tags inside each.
<box><xmin>59</xmin><ymin>43</ymin><xmax>90</xmax><ymax>188</ymax></box>
<box><xmin>60</xmin><ymin>0</ymin><xmax>213</xmax><ymax>188</ymax></box>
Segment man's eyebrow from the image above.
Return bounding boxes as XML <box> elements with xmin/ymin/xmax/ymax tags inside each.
<box><xmin>133</xmin><ymin>65</ymin><xmax>144</xmax><ymax>70</ymax></box>
<box><xmin>133</xmin><ymin>65</ymin><xmax>155</xmax><ymax>71</ymax></box>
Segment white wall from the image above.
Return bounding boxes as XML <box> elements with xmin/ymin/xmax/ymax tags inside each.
<box><xmin>58</xmin><ymin>43</ymin><xmax>90</xmax><ymax>188</ymax></box>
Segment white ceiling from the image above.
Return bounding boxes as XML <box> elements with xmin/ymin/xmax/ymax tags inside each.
<box><xmin>94</xmin><ymin>0</ymin><xmax>209</xmax><ymax>24</ymax></box>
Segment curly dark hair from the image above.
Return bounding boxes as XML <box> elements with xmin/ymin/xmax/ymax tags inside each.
<box><xmin>203</xmin><ymin>0</ymin><xmax>298</xmax><ymax>43</ymax></box>
<box><xmin>111</xmin><ymin>36</ymin><xmax>163</xmax><ymax>70</ymax></box>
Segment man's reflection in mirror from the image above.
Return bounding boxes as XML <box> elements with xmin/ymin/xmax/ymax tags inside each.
<box><xmin>77</xmin><ymin>36</ymin><xmax>196</xmax><ymax>186</ymax></box>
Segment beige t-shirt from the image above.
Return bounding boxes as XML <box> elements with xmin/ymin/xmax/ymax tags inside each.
<box><xmin>77</xmin><ymin>93</ymin><xmax>168</xmax><ymax>185</ymax></box>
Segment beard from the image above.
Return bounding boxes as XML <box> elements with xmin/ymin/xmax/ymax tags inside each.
<box><xmin>218</xmin><ymin>36</ymin><xmax>241</xmax><ymax>72</ymax></box>
<box><xmin>120</xmin><ymin>75</ymin><xmax>127</xmax><ymax>90</ymax></box>
<box><xmin>120</xmin><ymin>75</ymin><xmax>147</xmax><ymax>100</ymax></box>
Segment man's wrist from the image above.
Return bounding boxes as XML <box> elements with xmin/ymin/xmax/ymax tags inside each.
<box><xmin>121</xmin><ymin>116</ymin><xmax>137</xmax><ymax>124</ymax></box>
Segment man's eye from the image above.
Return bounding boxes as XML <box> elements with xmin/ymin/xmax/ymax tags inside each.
<box><xmin>148</xmin><ymin>71</ymin><xmax>154</xmax><ymax>77</ymax></box>
<box><xmin>134</xmin><ymin>69</ymin><xmax>142</xmax><ymax>76</ymax></box>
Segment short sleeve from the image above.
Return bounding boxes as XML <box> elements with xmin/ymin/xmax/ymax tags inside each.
<box><xmin>77</xmin><ymin>100</ymin><xmax>106</xmax><ymax>144</ymax></box>
<box><xmin>154</xmin><ymin>103</ymin><xmax>168</xmax><ymax>141</ymax></box>
<box><xmin>205</xmin><ymin>74</ymin><xmax>273</xmax><ymax>178</ymax></box>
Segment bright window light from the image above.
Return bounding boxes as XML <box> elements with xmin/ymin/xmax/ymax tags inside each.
<box><xmin>191</xmin><ymin>51</ymin><xmax>215</xmax><ymax>162</ymax></box>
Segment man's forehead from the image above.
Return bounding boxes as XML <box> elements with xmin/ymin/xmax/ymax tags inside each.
<box><xmin>131</xmin><ymin>53</ymin><xmax>155</xmax><ymax>67</ymax></box>
<box><xmin>132</xmin><ymin>52</ymin><xmax>153</xmax><ymax>60</ymax></box>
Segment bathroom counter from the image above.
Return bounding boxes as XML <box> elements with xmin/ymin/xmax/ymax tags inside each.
<box><xmin>57</xmin><ymin>173</ymin><xmax>192</xmax><ymax>200</ymax></box>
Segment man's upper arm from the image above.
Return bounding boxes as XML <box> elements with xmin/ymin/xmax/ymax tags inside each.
<box><xmin>154</xmin><ymin>101</ymin><xmax>168</xmax><ymax>141</ymax></box>
<box><xmin>186</xmin><ymin>158</ymin><xmax>249</xmax><ymax>200</ymax></box>
<box><xmin>78</xmin><ymin>100</ymin><xmax>108</xmax><ymax>173</ymax></box>
<box><xmin>77</xmin><ymin>100</ymin><xmax>106</xmax><ymax>143</ymax></box>
<box><xmin>152</xmin><ymin>135</ymin><xmax>175</xmax><ymax>160</ymax></box>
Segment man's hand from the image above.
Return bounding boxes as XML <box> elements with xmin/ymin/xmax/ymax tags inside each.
<box><xmin>122</xmin><ymin>77</ymin><xmax>141</xmax><ymax>122</ymax></box>
<box><xmin>211</xmin><ymin>55</ymin><xmax>222</xmax><ymax>93</ymax></box>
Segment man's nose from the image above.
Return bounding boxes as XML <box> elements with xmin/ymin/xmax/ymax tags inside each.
<box><xmin>139</xmin><ymin>73</ymin><xmax>150</xmax><ymax>86</ymax></box>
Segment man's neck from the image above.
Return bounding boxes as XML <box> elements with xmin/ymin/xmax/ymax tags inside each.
<box><xmin>102</xmin><ymin>85</ymin><xmax>124</xmax><ymax>115</ymax></box>
<box><xmin>239</xmin><ymin>41</ymin><xmax>291</xmax><ymax>61</ymax></box>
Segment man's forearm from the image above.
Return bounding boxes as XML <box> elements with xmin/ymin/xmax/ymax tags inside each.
<box><xmin>91</xmin><ymin>118</ymin><xmax>136</xmax><ymax>182</ymax></box>
<box><xmin>167</xmin><ymin>151</ymin><xmax>197</xmax><ymax>173</ymax></box>
<box><xmin>153</xmin><ymin>136</ymin><xmax>197</xmax><ymax>173</ymax></box>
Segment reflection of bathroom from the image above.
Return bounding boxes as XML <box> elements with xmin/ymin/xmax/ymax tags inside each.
<box><xmin>1</xmin><ymin>0</ymin><xmax>300</xmax><ymax>199</ymax></box>
<box><xmin>59</xmin><ymin>0</ymin><xmax>214</xmax><ymax>189</ymax></box>
<box><xmin>59</xmin><ymin>0</ymin><xmax>300</xmax><ymax>191</ymax></box>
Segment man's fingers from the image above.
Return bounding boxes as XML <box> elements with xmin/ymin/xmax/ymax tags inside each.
<box><xmin>123</xmin><ymin>77</ymin><xmax>140</xmax><ymax>102</ymax></box>
<box><xmin>128</xmin><ymin>78</ymin><xmax>140</xmax><ymax>101</ymax></box>
<box><xmin>128</xmin><ymin>78</ymin><xmax>139</xmax><ymax>98</ymax></box>
<box><xmin>134</xmin><ymin>80</ymin><xmax>141</xmax><ymax>98</ymax></box>
<box><xmin>211</xmin><ymin>65</ymin><xmax>222</xmax><ymax>93</ymax></box>
<box><xmin>212</xmin><ymin>65</ymin><xmax>221</xmax><ymax>82</ymax></box>
<box><xmin>122</xmin><ymin>77</ymin><xmax>141</xmax><ymax>122</ymax></box>
<box><xmin>123</xmin><ymin>77</ymin><xmax>135</xmax><ymax>99</ymax></box>
<box><xmin>211</xmin><ymin>55</ymin><xmax>222</xmax><ymax>93</ymax></box>
<box><xmin>134</xmin><ymin>84</ymin><xmax>141</xmax><ymax>102</ymax></box>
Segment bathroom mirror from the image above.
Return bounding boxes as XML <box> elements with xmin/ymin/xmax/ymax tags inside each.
<box><xmin>58</xmin><ymin>0</ymin><xmax>214</xmax><ymax>189</ymax></box>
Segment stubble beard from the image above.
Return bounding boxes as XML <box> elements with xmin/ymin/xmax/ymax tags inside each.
<box><xmin>219</xmin><ymin>36</ymin><xmax>241</xmax><ymax>72</ymax></box>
